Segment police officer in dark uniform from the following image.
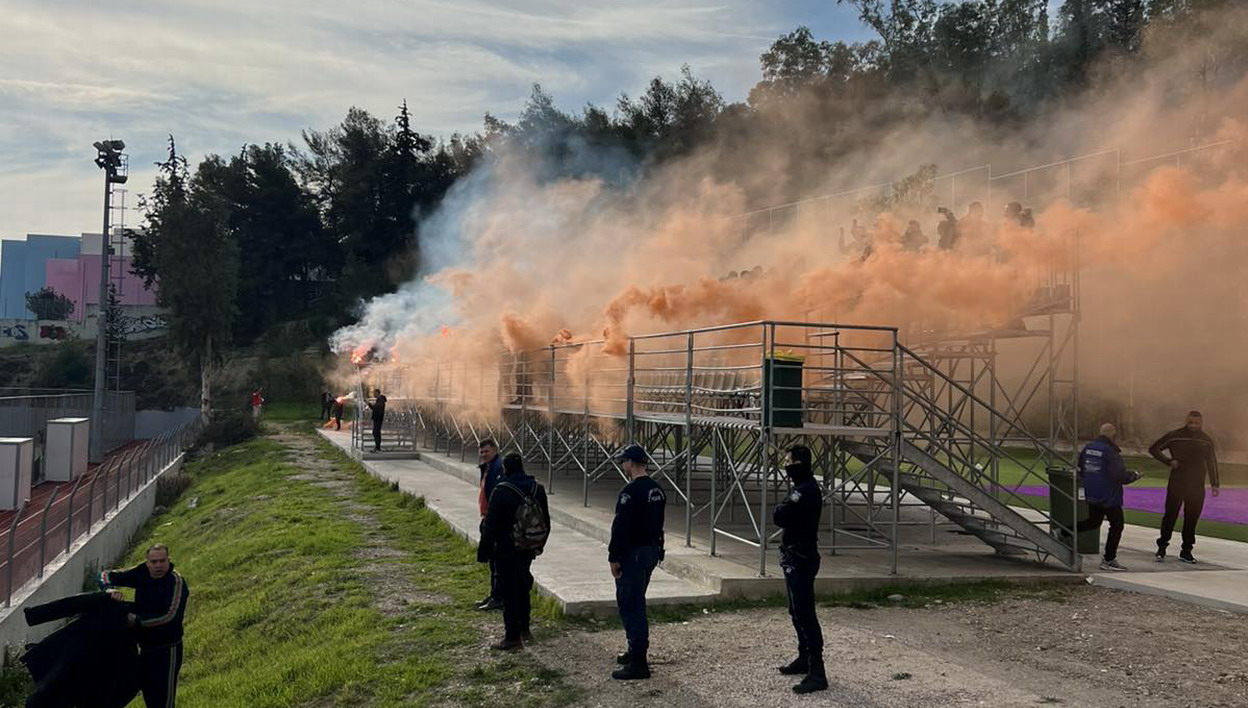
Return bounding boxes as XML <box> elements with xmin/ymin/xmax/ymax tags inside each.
<box><xmin>608</xmin><ymin>444</ymin><xmax>665</xmax><ymax>680</ymax></box>
<box><xmin>773</xmin><ymin>445</ymin><xmax>827</xmax><ymax>694</ymax></box>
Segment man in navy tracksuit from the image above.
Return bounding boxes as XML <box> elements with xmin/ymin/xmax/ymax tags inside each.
<box><xmin>773</xmin><ymin>445</ymin><xmax>827</xmax><ymax>694</ymax></box>
<box><xmin>477</xmin><ymin>453</ymin><xmax>550</xmax><ymax>651</ymax></box>
<box><xmin>1150</xmin><ymin>410</ymin><xmax>1221</xmax><ymax>563</ymax></box>
<box><xmin>100</xmin><ymin>544</ymin><xmax>189</xmax><ymax>708</ymax></box>
<box><xmin>477</xmin><ymin>439</ymin><xmax>506</xmax><ymax>611</ymax></box>
<box><xmin>1076</xmin><ymin>424</ymin><xmax>1142</xmax><ymax>571</ymax></box>
<box><xmin>609</xmin><ymin>444</ymin><xmax>665</xmax><ymax>681</ymax></box>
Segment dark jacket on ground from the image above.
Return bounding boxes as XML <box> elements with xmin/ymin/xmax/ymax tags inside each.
<box><xmin>98</xmin><ymin>563</ymin><xmax>189</xmax><ymax>649</ymax></box>
<box><xmin>1079</xmin><ymin>436</ymin><xmax>1137</xmax><ymax>507</ymax></box>
<box><xmin>21</xmin><ymin>592</ymin><xmax>141</xmax><ymax>708</ymax></box>
<box><xmin>1149</xmin><ymin>427</ymin><xmax>1219</xmax><ymax>488</ymax></box>
<box><xmin>774</xmin><ymin>474</ymin><xmax>823</xmax><ymax>556</ymax></box>
<box><xmin>478</xmin><ymin>472</ymin><xmax>549</xmax><ymax>561</ymax></box>
<box><xmin>608</xmin><ymin>476</ymin><xmax>666</xmax><ymax>563</ymax></box>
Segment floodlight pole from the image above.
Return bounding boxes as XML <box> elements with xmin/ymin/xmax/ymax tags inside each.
<box><xmin>90</xmin><ymin>139</ymin><xmax>125</xmax><ymax>462</ymax></box>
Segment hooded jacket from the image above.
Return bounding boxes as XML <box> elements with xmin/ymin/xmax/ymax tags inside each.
<box><xmin>1079</xmin><ymin>436</ymin><xmax>1138</xmax><ymax>508</ymax></box>
<box><xmin>477</xmin><ymin>470</ymin><xmax>549</xmax><ymax>561</ymax></box>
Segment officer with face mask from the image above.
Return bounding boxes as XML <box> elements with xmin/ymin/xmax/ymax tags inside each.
<box><xmin>773</xmin><ymin>445</ymin><xmax>827</xmax><ymax>694</ymax></box>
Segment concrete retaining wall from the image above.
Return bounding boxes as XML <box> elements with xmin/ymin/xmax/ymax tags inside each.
<box><xmin>0</xmin><ymin>454</ymin><xmax>185</xmax><ymax>656</ymax></box>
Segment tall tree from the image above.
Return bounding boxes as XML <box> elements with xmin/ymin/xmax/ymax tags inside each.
<box><xmin>131</xmin><ymin>136</ymin><xmax>239</xmax><ymax>419</ymax></box>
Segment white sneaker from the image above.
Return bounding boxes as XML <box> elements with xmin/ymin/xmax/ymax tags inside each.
<box><xmin>1098</xmin><ymin>559</ymin><xmax>1128</xmax><ymax>572</ymax></box>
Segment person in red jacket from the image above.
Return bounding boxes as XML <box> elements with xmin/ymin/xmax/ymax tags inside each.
<box><xmin>99</xmin><ymin>544</ymin><xmax>190</xmax><ymax>708</ymax></box>
<box><xmin>250</xmin><ymin>389</ymin><xmax>265</xmax><ymax>420</ymax></box>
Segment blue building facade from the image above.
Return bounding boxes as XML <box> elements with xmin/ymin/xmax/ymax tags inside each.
<box><xmin>0</xmin><ymin>235</ymin><xmax>83</xmax><ymax>318</ymax></box>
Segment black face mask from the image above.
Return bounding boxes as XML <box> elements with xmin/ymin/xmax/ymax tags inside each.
<box><xmin>785</xmin><ymin>463</ymin><xmax>811</xmax><ymax>480</ymax></box>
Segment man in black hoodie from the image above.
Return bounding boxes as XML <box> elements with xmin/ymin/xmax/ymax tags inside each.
<box><xmin>99</xmin><ymin>544</ymin><xmax>190</xmax><ymax>708</ymax></box>
<box><xmin>477</xmin><ymin>452</ymin><xmax>549</xmax><ymax>651</ymax></box>
<box><xmin>1150</xmin><ymin>410</ymin><xmax>1221</xmax><ymax>563</ymax></box>
<box><xmin>773</xmin><ymin>445</ymin><xmax>827</xmax><ymax>694</ymax></box>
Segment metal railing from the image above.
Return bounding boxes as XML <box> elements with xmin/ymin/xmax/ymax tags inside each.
<box><xmin>0</xmin><ymin>416</ymin><xmax>202</xmax><ymax>607</ymax></box>
<box><xmin>731</xmin><ymin>139</ymin><xmax>1236</xmax><ymax>235</ymax></box>
<box><xmin>358</xmin><ymin>320</ymin><xmax>1079</xmax><ymax>573</ymax></box>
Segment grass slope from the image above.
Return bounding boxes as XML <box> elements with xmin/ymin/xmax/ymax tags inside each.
<box><xmin>105</xmin><ymin>432</ymin><xmax>574</xmax><ymax>708</ymax></box>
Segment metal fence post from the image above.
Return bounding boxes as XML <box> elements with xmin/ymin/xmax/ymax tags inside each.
<box><xmin>684</xmin><ymin>332</ymin><xmax>694</xmax><ymax>547</ymax></box>
<box><xmin>5</xmin><ymin>500</ymin><xmax>28</xmax><ymax>607</ymax></box>
<box><xmin>37</xmin><ymin>488</ymin><xmax>61</xmax><ymax>578</ymax></box>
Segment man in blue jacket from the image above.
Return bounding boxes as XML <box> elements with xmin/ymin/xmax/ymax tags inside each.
<box><xmin>100</xmin><ymin>544</ymin><xmax>190</xmax><ymax>708</ymax></box>
<box><xmin>1076</xmin><ymin>424</ymin><xmax>1142</xmax><ymax>571</ymax></box>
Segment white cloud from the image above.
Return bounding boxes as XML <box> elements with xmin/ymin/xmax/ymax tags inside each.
<box><xmin>0</xmin><ymin>0</ymin><xmax>813</xmax><ymax>242</ymax></box>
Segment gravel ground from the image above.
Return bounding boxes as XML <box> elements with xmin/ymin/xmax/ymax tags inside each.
<box><xmin>528</xmin><ymin>585</ymin><xmax>1247</xmax><ymax>708</ymax></box>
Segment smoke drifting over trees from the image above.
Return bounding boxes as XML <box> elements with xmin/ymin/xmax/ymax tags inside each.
<box><xmin>133</xmin><ymin>2</ymin><xmax>1248</xmax><ymax>445</ymax></box>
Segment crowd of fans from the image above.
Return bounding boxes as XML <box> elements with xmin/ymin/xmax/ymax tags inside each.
<box><xmin>838</xmin><ymin>200</ymin><xmax>1036</xmax><ymax>262</ymax></box>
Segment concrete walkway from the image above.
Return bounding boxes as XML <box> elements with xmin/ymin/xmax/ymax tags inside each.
<box><xmin>321</xmin><ymin>430</ymin><xmax>1248</xmax><ymax>615</ymax></box>
<box><xmin>1085</xmin><ymin>522</ymin><xmax>1248</xmax><ymax>614</ymax></box>
<box><xmin>318</xmin><ymin>429</ymin><xmax>715</xmax><ymax>615</ymax></box>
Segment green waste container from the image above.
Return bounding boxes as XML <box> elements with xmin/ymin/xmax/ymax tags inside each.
<box><xmin>763</xmin><ymin>354</ymin><xmax>804</xmax><ymax>428</ymax></box>
<box><xmin>1047</xmin><ymin>466</ymin><xmax>1099</xmax><ymax>555</ymax></box>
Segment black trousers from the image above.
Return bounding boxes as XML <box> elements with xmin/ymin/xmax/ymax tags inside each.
<box><xmin>141</xmin><ymin>642</ymin><xmax>183</xmax><ymax>708</ymax></box>
<box><xmin>782</xmin><ymin>552</ymin><xmax>823</xmax><ymax>661</ymax></box>
<box><xmin>1158</xmin><ymin>481</ymin><xmax>1206</xmax><ymax>553</ymax></box>
<box><xmin>321</xmin><ymin>402</ymin><xmax>332</xmax><ymax>420</ymax></box>
<box><xmin>616</xmin><ymin>546</ymin><xmax>660</xmax><ymax>659</ymax></box>
<box><xmin>372</xmin><ymin>419</ymin><xmax>383</xmax><ymax>450</ymax></box>
<box><xmin>496</xmin><ymin>554</ymin><xmax>534</xmax><ymax>640</ymax></box>
<box><xmin>1077</xmin><ymin>503</ymin><xmax>1125</xmax><ymax>561</ymax></box>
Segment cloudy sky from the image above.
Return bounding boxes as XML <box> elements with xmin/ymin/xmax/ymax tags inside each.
<box><xmin>0</xmin><ymin>0</ymin><xmax>872</xmax><ymax>246</ymax></box>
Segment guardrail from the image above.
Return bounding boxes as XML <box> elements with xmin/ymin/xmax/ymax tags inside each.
<box><xmin>0</xmin><ymin>416</ymin><xmax>202</xmax><ymax>606</ymax></box>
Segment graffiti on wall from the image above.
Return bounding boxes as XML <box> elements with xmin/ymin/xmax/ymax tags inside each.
<box><xmin>122</xmin><ymin>314</ymin><xmax>167</xmax><ymax>336</ymax></box>
<box><xmin>0</xmin><ymin>312</ymin><xmax>168</xmax><ymax>348</ymax></box>
<box><xmin>1</xmin><ymin>323</ymin><xmax>30</xmax><ymax>342</ymax></box>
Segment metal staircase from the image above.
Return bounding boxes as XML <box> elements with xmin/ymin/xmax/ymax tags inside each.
<box><xmin>837</xmin><ymin>340</ymin><xmax>1079</xmax><ymax>569</ymax></box>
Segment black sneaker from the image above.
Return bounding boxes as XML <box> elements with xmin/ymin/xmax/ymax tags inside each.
<box><xmin>792</xmin><ymin>674</ymin><xmax>829</xmax><ymax>694</ymax></box>
<box><xmin>476</xmin><ymin>597</ymin><xmax>505</xmax><ymax>611</ymax></box>
<box><xmin>611</xmin><ymin>663</ymin><xmax>651</xmax><ymax>680</ymax></box>
<box><xmin>1098</xmin><ymin>558</ymin><xmax>1128</xmax><ymax>572</ymax></box>
<box><xmin>1154</xmin><ymin>550</ymin><xmax>1166</xmax><ymax>563</ymax></box>
<box><xmin>520</xmin><ymin>631</ymin><xmax>534</xmax><ymax>644</ymax></box>
<box><xmin>615</xmin><ymin>651</ymin><xmax>631</xmax><ymax>666</ymax></box>
<box><xmin>778</xmin><ymin>657</ymin><xmax>809</xmax><ymax>675</ymax></box>
<box><xmin>1179</xmin><ymin>552</ymin><xmax>1197</xmax><ymax>564</ymax></box>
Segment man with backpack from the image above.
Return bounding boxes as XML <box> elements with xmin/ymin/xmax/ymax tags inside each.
<box><xmin>477</xmin><ymin>452</ymin><xmax>550</xmax><ymax>651</ymax></box>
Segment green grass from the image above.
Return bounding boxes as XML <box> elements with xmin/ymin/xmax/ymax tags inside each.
<box><xmin>86</xmin><ymin>431</ymin><xmax>578</xmax><ymax>708</ymax></box>
<box><xmin>260</xmin><ymin>401</ymin><xmax>327</xmax><ymax>422</ymax></box>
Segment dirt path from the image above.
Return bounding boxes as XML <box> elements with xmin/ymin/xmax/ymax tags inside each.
<box><xmin>534</xmin><ymin>587</ymin><xmax>1246</xmax><ymax>708</ymax></box>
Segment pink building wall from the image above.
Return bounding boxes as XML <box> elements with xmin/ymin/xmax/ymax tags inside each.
<box><xmin>44</xmin><ymin>255</ymin><xmax>156</xmax><ymax>322</ymax></box>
